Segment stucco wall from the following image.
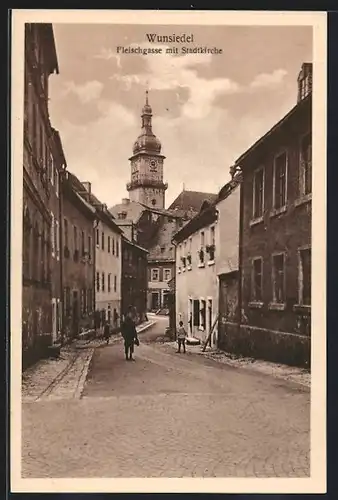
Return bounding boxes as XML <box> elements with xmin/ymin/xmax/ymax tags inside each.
<box><xmin>175</xmin><ymin>221</ymin><xmax>219</xmax><ymax>345</ymax></box>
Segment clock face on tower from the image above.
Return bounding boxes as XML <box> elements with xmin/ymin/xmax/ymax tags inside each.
<box><xmin>149</xmin><ymin>159</ymin><xmax>158</xmax><ymax>172</ymax></box>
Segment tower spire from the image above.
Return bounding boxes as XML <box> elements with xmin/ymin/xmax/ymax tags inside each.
<box><xmin>145</xmin><ymin>89</ymin><xmax>149</xmax><ymax>106</ymax></box>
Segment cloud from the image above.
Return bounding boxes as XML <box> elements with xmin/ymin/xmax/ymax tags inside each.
<box><xmin>94</xmin><ymin>47</ymin><xmax>122</xmax><ymax>68</ymax></box>
<box><xmin>111</xmin><ymin>42</ymin><xmax>240</xmax><ymax>120</ymax></box>
<box><xmin>62</xmin><ymin>80</ymin><xmax>104</xmax><ymax>103</ymax></box>
<box><xmin>250</xmin><ymin>69</ymin><xmax>288</xmax><ymax>89</ymax></box>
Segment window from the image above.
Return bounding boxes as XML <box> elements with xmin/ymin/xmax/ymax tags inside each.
<box><xmin>299</xmin><ymin>248</ymin><xmax>311</xmax><ymax>305</ymax></box>
<box><xmin>87</xmin><ymin>289</ymin><xmax>92</xmax><ymax>312</ymax></box>
<box><xmin>189</xmin><ymin>237</ymin><xmax>192</xmax><ymax>253</ymax></box>
<box><xmin>51</xmin><ymin>213</ymin><xmax>55</xmax><ymax>257</ymax></box>
<box><xmin>102</xmin><ymin>272</ymin><xmax>105</xmax><ymax>292</ymax></box>
<box><xmin>23</xmin><ymin>210</ymin><xmax>31</xmax><ymax>279</ymax></box>
<box><xmin>210</xmin><ymin>226</ymin><xmax>215</xmax><ymax>245</ymax></box>
<box><xmin>151</xmin><ymin>268</ymin><xmax>159</xmax><ymax>281</ymax></box>
<box><xmin>64</xmin><ymin>218</ymin><xmax>68</xmax><ymax>248</ymax></box>
<box><xmin>88</xmin><ymin>235</ymin><xmax>92</xmax><ymax>260</ymax></box>
<box><xmin>253</xmin><ymin>168</ymin><xmax>264</xmax><ymax>219</ymax></box>
<box><xmin>33</xmin><ymin>223</ymin><xmax>40</xmax><ymax>280</ymax></box>
<box><xmin>272</xmin><ymin>254</ymin><xmax>285</xmax><ymax>303</ymax></box>
<box><xmin>64</xmin><ymin>287</ymin><xmax>71</xmax><ymax>317</ymax></box>
<box><xmin>101</xmin><ymin>231</ymin><xmax>105</xmax><ymax>251</ymax></box>
<box><xmin>55</xmin><ymin>220</ymin><xmax>60</xmax><ymax>261</ymax></box>
<box><xmin>108</xmin><ymin>273</ymin><xmax>111</xmax><ymax>292</ymax></box>
<box><xmin>164</xmin><ymin>269</ymin><xmax>172</xmax><ymax>281</ymax></box>
<box><xmin>200</xmin><ymin>299</ymin><xmax>206</xmax><ymax>330</ymax></box>
<box><xmin>50</xmin><ymin>153</ymin><xmax>54</xmax><ymax>185</ymax></box>
<box><xmin>96</xmin><ymin>228</ymin><xmax>99</xmax><ymax>247</ymax></box>
<box><xmin>81</xmin><ymin>231</ymin><xmax>85</xmax><ymax>256</ymax></box>
<box><xmin>73</xmin><ymin>226</ymin><xmax>78</xmax><ymax>250</ymax></box>
<box><xmin>96</xmin><ymin>272</ymin><xmax>100</xmax><ymax>292</ymax></box>
<box><xmin>300</xmin><ymin>134</ymin><xmax>312</xmax><ymax>196</ymax></box>
<box><xmin>274</xmin><ymin>152</ymin><xmax>287</xmax><ymax>210</ymax></box>
<box><xmin>83</xmin><ymin>288</ymin><xmax>87</xmax><ymax>315</ymax></box>
<box><xmin>114</xmin><ymin>275</ymin><xmax>117</xmax><ymax>292</ymax></box>
<box><xmin>252</xmin><ymin>258</ymin><xmax>263</xmax><ymax>302</ymax></box>
<box><xmin>193</xmin><ymin>300</ymin><xmax>200</xmax><ymax>327</ymax></box>
<box><xmin>112</xmin><ymin>237</ymin><xmax>115</xmax><ymax>255</ymax></box>
<box><xmin>116</xmin><ymin>240</ymin><xmax>119</xmax><ymax>257</ymax></box>
<box><xmin>108</xmin><ymin>236</ymin><xmax>111</xmax><ymax>253</ymax></box>
<box><xmin>200</xmin><ymin>231</ymin><xmax>205</xmax><ymax>248</ymax></box>
<box><xmin>55</xmin><ymin>168</ymin><xmax>59</xmax><ymax>197</ymax></box>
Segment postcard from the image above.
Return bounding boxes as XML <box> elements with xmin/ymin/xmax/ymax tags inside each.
<box><xmin>11</xmin><ymin>9</ymin><xmax>327</xmax><ymax>494</ymax></box>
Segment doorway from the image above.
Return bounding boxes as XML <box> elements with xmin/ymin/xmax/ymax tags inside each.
<box><xmin>151</xmin><ymin>292</ymin><xmax>160</xmax><ymax>310</ymax></box>
<box><xmin>72</xmin><ymin>290</ymin><xmax>79</xmax><ymax>338</ymax></box>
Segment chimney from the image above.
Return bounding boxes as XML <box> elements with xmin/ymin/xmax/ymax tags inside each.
<box><xmin>82</xmin><ymin>181</ymin><xmax>92</xmax><ymax>194</ymax></box>
<box><xmin>122</xmin><ymin>198</ymin><xmax>130</xmax><ymax>205</ymax></box>
<box><xmin>297</xmin><ymin>62</ymin><xmax>312</xmax><ymax>103</ymax></box>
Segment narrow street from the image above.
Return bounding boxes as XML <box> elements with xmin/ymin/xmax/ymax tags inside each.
<box><xmin>22</xmin><ymin>317</ymin><xmax>310</xmax><ymax>478</ymax></box>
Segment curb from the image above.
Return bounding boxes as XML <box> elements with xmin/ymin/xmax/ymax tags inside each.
<box><xmin>74</xmin><ymin>348</ymin><xmax>95</xmax><ymax>399</ymax></box>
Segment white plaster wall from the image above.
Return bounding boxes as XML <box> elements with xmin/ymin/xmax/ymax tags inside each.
<box><xmin>216</xmin><ymin>185</ymin><xmax>240</xmax><ymax>276</ymax></box>
<box><xmin>175</xmin><ymin>220</ymin><xmax>219</xmax><ymax>345</ymax></box>
<box><xmin>95</xmin><ymin>220</ymin><xmax>122</xmax><ymax>320</ymax></box>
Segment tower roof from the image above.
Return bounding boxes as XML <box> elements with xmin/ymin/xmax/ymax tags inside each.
<box><xmin>132</xmin><ymin>91</ymin><xmax>162</xmax><ymax>156</ymax></box>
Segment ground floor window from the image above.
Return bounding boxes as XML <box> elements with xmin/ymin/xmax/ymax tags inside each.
<box><xmin>151</xmin><ymin>292</ymin><xmax>160</xmax><ymax>310</ymax></box>
<box><xmin>193</xmin><ymin>299</ymin><xmax>200</xmax><ymax>327</ymax></box>
<box><xmin>299</xmin><ymin>247</ymin><xmax>311</xmax><ymax>305</ymax></box>
<box><xmin>200</xmin><ymin>299</ymin><xmax>206</xmax><ymax>330</ymax></box>
<box><xmin>252</xmin><ymin>257</ymin><xmax>263</xmax><ymax>302</ymax></box>
<box><xmin>272</xmin><ymin>253</ymin><xmax>285</xmax><ymax>303</ymax></box>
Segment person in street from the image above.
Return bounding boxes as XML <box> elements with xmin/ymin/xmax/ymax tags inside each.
<box><xmin>176</xmin><ymin>320</ymin><xmax>188</xmax><ymax>353</ymax></box>
<box><xmin>121</xmin><ymin>306</ymin><xmax>139</xmax><ymax>361</ymax></box>
<box><xmin>103</xmin><ymin>321</ymin><xmax>110</xmax><ymax>345</ymax></box>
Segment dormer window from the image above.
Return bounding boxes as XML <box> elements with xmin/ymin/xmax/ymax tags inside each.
<box><xmin>118</xmin><ymin>211</ymin><xmax>127</xmax><ymax>220</ymax></box>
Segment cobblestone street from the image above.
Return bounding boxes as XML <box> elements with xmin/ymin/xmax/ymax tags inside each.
<box><xmin>22</xmin><ymin>318</ymin><xmax>310</xmax><ymax>478</ymax></box>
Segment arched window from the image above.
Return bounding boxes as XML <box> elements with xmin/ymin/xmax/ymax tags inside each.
<box><xmin>23</xmin><ymin>206</ymin><xmax>31</xmax><ymax>279</ymax></box>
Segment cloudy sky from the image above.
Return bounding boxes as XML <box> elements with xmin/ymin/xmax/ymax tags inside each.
<box><xmin>48</xmin><ymin>24</ymin><xmax>312</xmax><ymax>208</ymax></box>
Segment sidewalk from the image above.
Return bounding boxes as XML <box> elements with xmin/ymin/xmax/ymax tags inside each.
<box><xmin>164</xmin><ymin>341</ymin><xmax>311</xmax><ymax>389</ymax></box>
<box><xmin>22</xmin><ymin>319</ymin><xmax>156</xmax><ymax>403</ymax></box>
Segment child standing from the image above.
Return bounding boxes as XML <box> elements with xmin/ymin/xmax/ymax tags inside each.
<box><xmin>176</xmin><ymin>320</ymin><xmax>188</xmax><ymax>353</ymax></box>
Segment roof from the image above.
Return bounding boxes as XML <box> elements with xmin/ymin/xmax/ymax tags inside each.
<box><xmin>172</xmin><ymin>175</ymin><xmax>242</xmax><ymax>244</ymax></box>
<box><xmin>109</xmin><ymin>201</ymin><xmax>145</xmax><ymax>224</ymax></box>
<box><xmin>235</xmin><ymin>93</ymin><xmax>311</xmax><ymax>167</ymax></box>
<box><xmin>139</xmin><ymin>203</ymin><xmax>189</xmax><ymax>219</ymax></box>
<box><xmin>172</xmin><ymin>203</ymin><xmax>218</xmax><ymax>244</ymax></box>
<box><xmin>122</xmin><ymin>236</ymin><xmax>148</xmax><ymax>254</ymax></box>
<box><xmin>217</xmin><ymin>172</ymin><xmax>242</xmax><ymax>202</ymax></box>
<box><xmin>168</xmin><ymin>190</ymin><xmax>218</xmax><ymax>213</ymax></box>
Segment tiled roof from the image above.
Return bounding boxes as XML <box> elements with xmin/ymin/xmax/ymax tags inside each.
<box><xmin>109</xmin><ymin>201</ymin><xmax>145</xmax><ymax>223</ymax></box>
<box><xmin>168</xmin><ymin>190</ymin><xmax>218</xmax><ymax>213</ymax></box>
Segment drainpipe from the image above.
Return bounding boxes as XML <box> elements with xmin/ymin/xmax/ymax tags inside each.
<box><xmin>59</xmin><ymin>164</ymin><xmax>66</xmax><ymax>346</ymax></box>
<box><xmin>238</xmin><ymin>169</ymin><xmax>244</xmax><ymax>335</ymax></box>
<box><xmin>93</xmin><ymin>217</ymin><xmax>99</xmax><ymax>333</ymax></box>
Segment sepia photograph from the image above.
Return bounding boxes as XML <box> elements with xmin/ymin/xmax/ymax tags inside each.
<box><xmin>11</xmin><ymin>9</ymin><xmax>326</xmax><ymax>494</ymax></box>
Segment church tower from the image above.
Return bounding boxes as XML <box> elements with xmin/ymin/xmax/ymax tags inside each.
<box><xmin>127</xmin><ymin>91</ymin><xmax>167</xmax><ymax>208</ymax></box>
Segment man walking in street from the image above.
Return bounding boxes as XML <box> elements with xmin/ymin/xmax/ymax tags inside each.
<box><xmin>176</xmin><ymin>320</ymin><xmax>188</xmax><ymax>354</ymax></box>
<box><xmin>121</xmin><ymin>306</ymin><xmax>139</xmax><ymax>361</ymax></box>
<box><xmin>103</xmin><ymin>320</ymin><xmax>110</xmax><ymax>345</ymax></box>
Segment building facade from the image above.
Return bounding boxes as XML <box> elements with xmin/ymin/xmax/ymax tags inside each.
<box><xmin>121</xmin><ymin>238</ymin><xmax>148</xmax><ymax>323</ymax></box>
<box><xmin>61</xmin><ymin>172</ymin><xmax>96</xmax><ymax>340</ymax></box>
<box><xmin>49</xmin><ymin>128</ymin><xmax>67</xmax><ymax>344</ymax></box>
<box><xmin>215</xmin><ymin>175</ymin><xmax>241</xmax><ymax>351</ymax></box>
<box><xmin>22</xmin><ymin>23</ymin><xmax>60</xmax><ymax>367</ymax></box>
<box><xmin>173</xmin><ymin>203</ymin><xmax>219</xmax><ymax>346</ymax></box>
<box><xmin>234</xmin><ymin>63</ymin><xmax>312</xmax><ymax>367</ymax></box>
<box><xmin>93</xmin><ymin>205</ymin><xmax>122</xmax><ymax>330</ymax></box>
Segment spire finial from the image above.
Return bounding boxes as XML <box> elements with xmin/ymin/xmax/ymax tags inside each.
<box><xmin>146</xmin><ymin>89</ymin><xmax>149</xmax><ymax>105</ymax></box>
